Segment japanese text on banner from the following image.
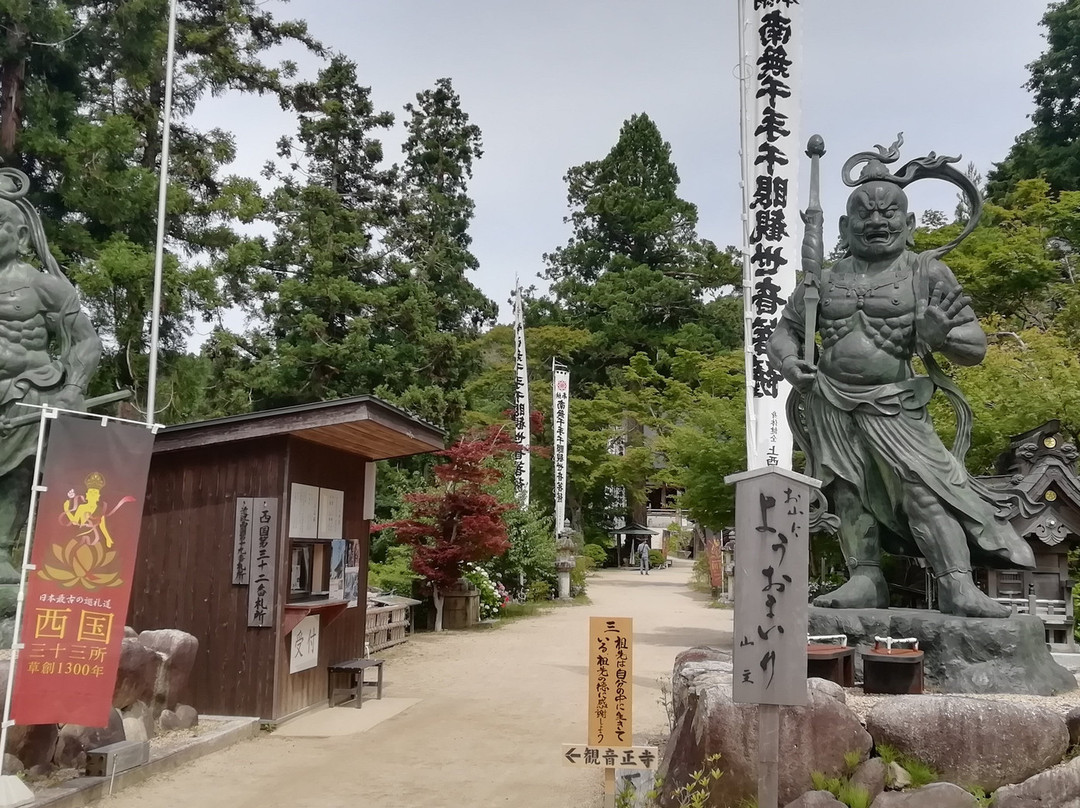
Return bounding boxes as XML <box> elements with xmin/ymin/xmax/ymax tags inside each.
<box><xmin>742</xmin><ymin>0</ymin><xmax>801</xmax><ymax>469</ymax></box>
<box><xmin>13</xmin><ymin>414</ymin><xmax>154</xmax><ymax>727</ymax></box>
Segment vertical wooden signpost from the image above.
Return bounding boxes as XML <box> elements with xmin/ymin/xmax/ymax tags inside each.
<box><xmin>589</xmin><ymin>616</ymin><xmax>631</xmax><ymax>807</ymax></box>
<box><xmin>724</xmin><ymin>467</ymin><xmax>819</xmax><ymax>808</ymax></box>
<box><xmin>563</xmin><ymin>617</ymin><xmax>657</xmax><ymax>806</ymax></box>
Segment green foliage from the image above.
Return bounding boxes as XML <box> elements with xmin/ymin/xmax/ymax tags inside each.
<box><xmin>570</xmin><ymin>555</ymin><xmax>593</xmax><ymax>596</ymax></box>
<box><xmin>648</xmin><ymin>549</ymin><xmax>664</xmax><ymax>567</ymax></box>
<box><xmin>810</xmin><ymin>771</ymin><xmax>844</xmax><ymax>794</ymax></box>
<box><xmin>810</xmin><ymin>769</ymin><xmax>871</xmax><ymax>808</ymax></box>
<box><xmin>582</xmin><ymin>543</ymin><xmax>608</xmax><ymax>567</ymax></box>
<box><xmin>526</xmin><ymin>580</ymin><xmax>552</xmax><ymax>602</ymax></box>
<box><xmin>843</xmin><ymin>750</ymin><xmax>864</xmax><ymax>775</ymax></box>
<box><xmin>836</xmin><ymin>782</ymin><xmax>872</xmax><ymax>808</ymax></box>
<box><xmin>989</xmin><ymin>0</ymin><xmax>1080</xmax><ymax>196</ymax></box>
<box><xmin>874</xmin><ymin>745</ymin><xmax>938</xmax><ymax>789</ymax></box>
<box><xmin>12</xmin><ymin>0</ymin><xmax>320</xmax><ymax>421</ymax></box>
<box><xmin>901</xmin><ymin>756</ymin><xmax>938</xmax><ymax>788</ymax></box>
<box><xmin>626</xmin><ymin>753</ymin><xmax>724</xmax><ymax>808</ymax></box>
<box><xmin>965</xmin><ymin>785</ymin><xmax>993</xmax><ymax>806</ymax></box>
<box><xmin>368</xmin><ymin>545</ymin><xmax>418</xmax><ymax>596</ymax></box>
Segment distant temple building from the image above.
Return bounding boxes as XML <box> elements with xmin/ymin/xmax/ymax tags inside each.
<box><xmin>977</xmin><ymin>420</ymin><xmax>1080</xmax><ymax>651</ymax></box>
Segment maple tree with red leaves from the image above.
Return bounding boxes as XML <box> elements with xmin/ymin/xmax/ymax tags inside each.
<box><xmin>374</xmin><ymin>424</ymin><xmax>522</xmax><ymax>630</ymax></box>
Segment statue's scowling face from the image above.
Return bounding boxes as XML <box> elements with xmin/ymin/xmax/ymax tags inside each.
<box><xmin>840</xmin><ymin>181</ymin><xmax>916</xmax><ymax>261</ymax></box>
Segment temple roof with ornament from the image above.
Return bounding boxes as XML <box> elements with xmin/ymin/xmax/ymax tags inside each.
<box><xmin>978</xmin><ymin>419</ymin><xmax>1080</xmax><ymax>550</ymax></box>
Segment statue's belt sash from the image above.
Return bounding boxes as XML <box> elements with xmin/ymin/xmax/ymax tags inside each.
<box><xmin>814</xmin><ymin>373</ymin><xmax>934</xmax><ymax>417</ymax></box>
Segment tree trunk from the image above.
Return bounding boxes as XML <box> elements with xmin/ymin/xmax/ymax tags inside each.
<box><xmin>432</xmin><ymin>583</ymin><xmax>444</xmax><ymax>632</ymax></box>
<box><xmin>0</xmin><ymin>23</ymin><xmax>27</xmax><ymax>162</ymax></box>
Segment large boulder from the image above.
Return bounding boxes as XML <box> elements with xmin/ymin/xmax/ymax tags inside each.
<box><xmin>866</xmin><ymin>696</ymin><xmax>1068</xmax><ymax>791</ymax></box>
<box><xmin>660</xmin><ymin>648</ymin><xmax>872</xmax><ymax>807</ymax></box>
<box><xmin>992</xmin><ymin>755</ymin><xmax>1080</xmax><ymax>807</ymax></box>
<box><xmin>113</xmin><ymin>636</ymin><xmax>161</xmax><ymax>709</ymax></box>
<box><xmin>670</xmin><ymin>646</ymin><xmax>731</xmax><ymax>716</ymax></box>
<box><xmin>53</xmin><ymin>708</ymin><xmax>125</xmax><ymax>770</ymax></box>
<box><xmin>121</xmin><ymin>701</ymin><xmax>154</xmax><ymax>741</ymax></box>
<box><xmin>1066</xmin><ymin>706</ymin><xmax>1080</xmax><ymax>748</ymax></box>
<box><xmin>138</xmin><ymin>629</ymin><xmax>198</xmax><ymax>711</ymax></box>
<box><xmin>850</xmin><ymin>758</ymin><xmax>886</xmax><ymax>803</ymax></box>
<box><xmin>869</xmin><ymin>782</ymin><xmax>978</xmax><ymax>807</ymax></box>
<box><xmin>808</xmin><ymin>608</ymin><xmax>1075</xmax><ymax>695</ymax></box>
<box><xmin>5</xmin><ymin>723</ymin><xmax>58</xmax><ymax>770</ymax></box>
<box><xmin>785</xmin><ymin>792</ymin><xmax>844</xmax><ymax>808</ymax></box>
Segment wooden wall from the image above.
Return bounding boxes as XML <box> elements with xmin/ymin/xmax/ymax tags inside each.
<box><xmin>272</xmin><ymin>437</ymin><xmax>371</xmax><ymax>720</ymax></box>
<box><xmin>130</xmin><ymin>437</ymin><xmax>287</xmax><ymax>719</ymax></box>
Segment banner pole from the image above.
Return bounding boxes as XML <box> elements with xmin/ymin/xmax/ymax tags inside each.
<box><xmin>0</xmin><ymin>408</ymin><xmax>53</xmax><ymax>774</ymax></box>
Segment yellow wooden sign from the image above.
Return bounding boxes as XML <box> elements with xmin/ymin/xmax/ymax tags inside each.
<box><xmin>587</xmin><ymin>616</ymin><xmax>632</xmax><ymax>747</ymax></box>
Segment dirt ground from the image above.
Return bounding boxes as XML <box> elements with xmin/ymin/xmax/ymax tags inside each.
<box><xmin>95</xmin><ymin>559</ymin><xmax>731</xmax><ymax>808</ymax></box>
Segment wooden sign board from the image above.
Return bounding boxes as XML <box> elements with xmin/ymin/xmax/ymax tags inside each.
<box><xmin>725</xmin><ymin>467</ymin><xmax>818</xmax><ymax>706</ymax></box>
<box><xmin>289</xmin><ymin>614</ymin><xmax>320</xmax><ymax>674</ymax></box>
<box><xmin>562</xmin><ymin>745</ymin><xmax>657</xmax><ymax>770</ymax></box>
<box><xmin>233</xmin><ymin>497</ymin><xmax>254</xmax><ymax>585</ymax></box>
<box><xmin>288</xmin><ymin>483</ymin><xmax>320</xmax><ymax>539</ymax></box>
<box><xmin>588</xmin><ymin>616</ymin><xmax>632</xmax><ymax>747</ymax></box>
<box><xmin>247</xmin><ymin>497</ymin><xmax>279</xmax><ymax>628</ymax></box>
<box><xmin>317</xmin><ymin>487</ymin><xmax>344</xmax><ymax>539</ymax></box>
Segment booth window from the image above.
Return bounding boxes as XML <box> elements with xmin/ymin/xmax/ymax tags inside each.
<box><xmin>289</xmin><ymin>542</ymin><xmax>332</xmax><ymax>603</ymax></box>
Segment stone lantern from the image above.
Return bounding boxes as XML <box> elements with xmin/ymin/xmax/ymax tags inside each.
<box><xmin>555</xmin><ymin>519</ymin><xmax>576</xmax><ymax>599</ymax></box>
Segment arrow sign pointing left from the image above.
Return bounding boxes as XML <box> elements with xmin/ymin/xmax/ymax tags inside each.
<box><xmin>564</xmin><ymin>747</ymin><xmax>580</xmax><ymax>764</ymax></box>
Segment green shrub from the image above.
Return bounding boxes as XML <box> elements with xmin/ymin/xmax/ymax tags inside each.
<box><xmin>368</xmin><ymin>544</ymin><xmax>417</xmax><ymax>595</ymax></box>
<box><xmin>648</xmin><ymin>549</ymin><xmax>664</xmax><ymax>567</ymax></box>
<box><xmin>570</xmin><ymin>555</ymin><xmax>593</xmax><ymax>596</ymax></box>
<box><xmin>526</xmin><ymin>580</ymin><xmax>552</xmax><ymax>602</ymax></box>
<box><xmin>582</xmin><ymin>543</ymin><xmax>608</xmax><ymax>567</ymax></box>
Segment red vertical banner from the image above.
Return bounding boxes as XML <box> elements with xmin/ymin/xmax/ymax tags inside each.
<box><xmin>12</xmin><ymin>414</ymin><xmax>154</xmax><ymax>727</ymax></box>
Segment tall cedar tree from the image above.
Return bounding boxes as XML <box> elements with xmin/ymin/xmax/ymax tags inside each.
<box><xmin>224</xmin><ymin>55</ymin><xmax>396</xmax><ymax>409</ymax></box>
<box><xmin>5</xmin><ymin>0</ymin><xmax>320</xmax><ymax>421</ymax></box>
<box><xmin>374</xmin><ymin>425</ymin><xmax>516</xmax><ymax>631</ymax></box>
<box><xmin>989</xmin><ymin>0</ymin><xmax>1080</xmax><ymax>197</ymax></box>
<box><xmin>379</xmin><ymin>77</ymin><xmax>496</xmax><ymax>427</ymax></box>
<box><xmin>219</xmin><ymin>71</ymin><xmax>493</xmax><ymax>428</ymax></box>
<box><xmin>537</xmin><ymin>113</ymin><xmax>740</xmax><ymax>388</ymax></box>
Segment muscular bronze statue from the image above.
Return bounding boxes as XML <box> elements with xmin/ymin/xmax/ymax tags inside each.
<box><xmin>0</xmin><ymin>166</ymin><xmax>100</xmax><ymax>584</ymax></box>
<box><xmin>767</xmin><ymin>135</ymin><xmax>1034</xmax><ymax>618</ymax></box>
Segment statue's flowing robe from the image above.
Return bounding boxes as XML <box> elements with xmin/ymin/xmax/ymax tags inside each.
<box><xmin>778</xmin><ymin>250</ymin><xmax>1036</xmax><ymax>569</ymax></box>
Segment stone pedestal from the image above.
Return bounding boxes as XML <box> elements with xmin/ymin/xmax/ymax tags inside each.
<box><xmin>557</xmin><ymin>571</ymin><xmax>570</xmax><ymax>600</ymax></box>
<box><xmin>808</xmin><ymin>607</ymin><xmax>1076</xmax><ymax>695</ymax></box>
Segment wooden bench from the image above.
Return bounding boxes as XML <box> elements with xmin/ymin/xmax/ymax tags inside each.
<box><xmin>327</xmin><ymin>658</ymin><xmax>384</xmax><ymax>708</ymax></box>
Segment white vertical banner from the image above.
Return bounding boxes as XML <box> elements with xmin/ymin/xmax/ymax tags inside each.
<box><xmin>552</xmin><ymin>362</ymin><xmax>570</xmax><ymax>532</ymax></box>
<box><xmin>606</xmin><ymin>434</ymin><xmax>626</xmax><ymax>529</ymax></box>
<box><xmin>512</xmin><ymin>282</ymin><xmax>531</xmax><ymax>507</ymax></box>
<box><xmin>738</xmin><ymin>0</ymin><xmax>800</xmax><ymax>470</ymax></box>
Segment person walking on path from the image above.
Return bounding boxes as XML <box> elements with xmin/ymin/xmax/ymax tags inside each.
<box><xmin>637</xmin><ymin>538</ymin><xmax>651</xmax><ymax>575</ymax></box>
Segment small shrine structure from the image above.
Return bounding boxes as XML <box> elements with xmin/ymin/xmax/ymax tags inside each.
<box><xmin>978</xmin><ymin>420</ymin><xmax>1080</xmax><ymax>650</ymax></box>
<box><xmin>128</xmin><ymin>396</ymin><xmax>443</xmax><ymax>721</ymax></box>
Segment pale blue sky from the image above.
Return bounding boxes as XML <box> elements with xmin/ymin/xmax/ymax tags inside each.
<box><xmin>191</xmin><ymin>1</ymin><xmax>1047</xmax><ymax>338</ymax></box>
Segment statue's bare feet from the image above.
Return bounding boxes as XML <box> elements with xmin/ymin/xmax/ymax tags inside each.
<box><xmin>813</xmin><ymin>571</ymin><xmax>890</xmax><ymax>610</ymax></box>
<box><xmin>937</xmin><ymin>575</ymin><xmax>1010</xmax><ymax>618</ymax></box>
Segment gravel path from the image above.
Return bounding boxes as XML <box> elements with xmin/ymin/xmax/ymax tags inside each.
<box><xmin>95</xmin><ymin>559</ymin><xmax>730</xmax><ymax>808</ymax></box>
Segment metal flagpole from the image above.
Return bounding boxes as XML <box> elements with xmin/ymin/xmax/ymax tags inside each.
<box><xmin>146</xmin><ymin>0</ymin><xmax>179</xmax><ymax>427</ymax></box>
<box><xmin>0</xmin><ymin>408</ymin><xmax>53</xmax><ymax>796</ymax></box>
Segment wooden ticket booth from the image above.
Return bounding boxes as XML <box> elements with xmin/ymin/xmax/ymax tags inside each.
<box><xmin>128</xmin><ymin>396</ymin><xmax>443</xmax><ymax>721</ymax></box>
